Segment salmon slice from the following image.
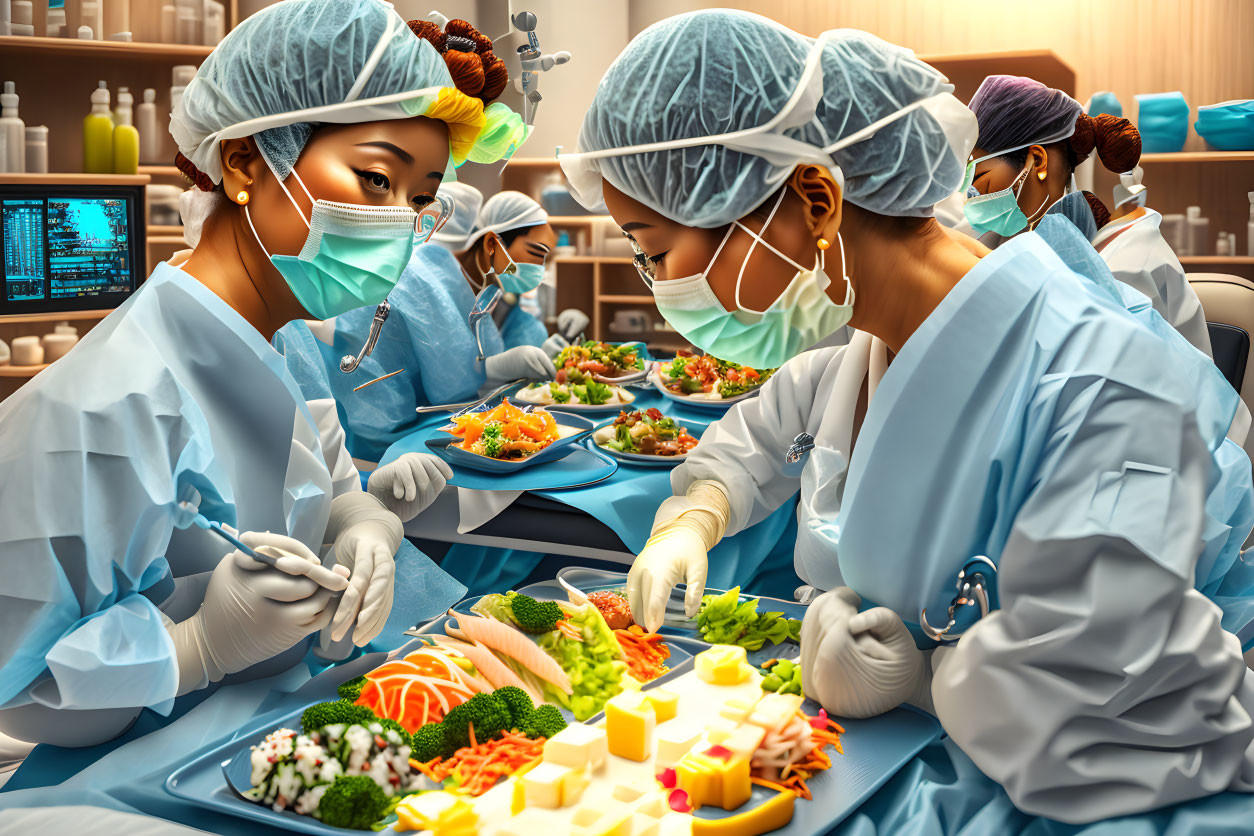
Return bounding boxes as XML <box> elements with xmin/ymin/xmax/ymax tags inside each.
<box><xmin>453</xmin><ymin>614</ymin><xmax>573</xmax><ymax>694</ymax></box>
<box><xmin>433</xmin><ymin>636</ymin><xmax>543</xmax><ymax>704</ymax></box>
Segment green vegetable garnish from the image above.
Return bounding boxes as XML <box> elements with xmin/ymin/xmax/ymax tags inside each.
<box><xmin>337</xmin><ymin>675</ymin><xmax>367</xmax><ymax>702</ymax></box>
<box><xmin>479</xmin><ymin>422</ymin><xmax>505</xmax><ymax>457</ymax></box>
<box><xmin>548</xmin><ymin>381</ymin><xmax>571</xmax><ymax>403</ymax></box>
<box><xmin>410</xmin><ymin>721</ymin><xmax>451</xmax><ymax>762</ymax></box>
<box><xmin>537</xmin><ymin>603</ymin><xmax>627</xmax><ymax>720</ymax></box>
<box><xmin>506</xmin><ymin>592</ymin><xmax>563</xmax><ymax>633</ymax></box>
<box><xmin>442</xmin><ymin>692</ymin><xmax>511</xmax><ymax>751</ymax></box>
<box><xmin>316</xmin><ymin>775</ymin><xmax>390</xmax><ymax>830</ymax></box>
<box><xmin>695</xmin><ymin>587</ymin><xmax>802</xmax><ymax>651</ymax></box>
<box><xmin>494</xmin><ymin>685</ymin><xmax>536</xmax><ymax>727</ymax></box>
<box><xmin>521</xmin><ymin>704</ymin><xmax>567</xmax><ymax>739</ymax></box>
<box><xmin>300</xmin><ymin>700</ymin><xmax>376</xmax><ymax>736</ymax></box>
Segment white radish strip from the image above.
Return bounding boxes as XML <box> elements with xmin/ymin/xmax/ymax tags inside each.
<box><xmin>454</xmin><ymin>615</ymin><xmax>572</xmax><ymax>694</ymax></box>
<box><xmin>420</xmin><ymin>691</ymin><xmax>430</xmax><ymax>727</ymax></box>
<box><xmin>396</xmin><ymin>676</ymin><xmax>417</xmax><ymax>726</ymax></box>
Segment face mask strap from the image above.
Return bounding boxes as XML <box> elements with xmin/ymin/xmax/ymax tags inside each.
<box><xmin>257</xmin><ymin>142</ymin><xmax>313</xmax><ymax>232</ymax></box>
<box><xmin>244</xmin><ymin>203</ymin><xmax>274</xmax><ymax>261</ymax></box>
<box><xmin>732</xmin><ymin>188</ymin><xmax>796</xmax><ymax>313</ymax></box>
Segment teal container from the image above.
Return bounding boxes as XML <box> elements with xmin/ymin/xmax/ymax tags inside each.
<box><xmin>1136</xmin><ymin>92</ymin><xmax>1190</xmax><ymax>153</ymax></box>
<box><xmin>1087</xmin><ymin>91</ymin><xmax>1123</xmax><ymax>118</ymax></box>
<box><xmin>1195</xmin><ymin>100</ymin><xmax>1254</xmax><ymax>151</ymax></box>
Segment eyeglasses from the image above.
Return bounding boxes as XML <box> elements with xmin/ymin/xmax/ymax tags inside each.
<box><xmin>625</xmin><ymin>235</ymin><xmax>656</xmax><ymax>289</ymax></box>
<box><xmin>413</xmin><ymin>193</ymin><xmax>454</xmax><ymax>245</ymax></box>
<box><xmin>469</xmin><ymin>284</ymin><xmax>502</xmax><ymax>360</ymax></box>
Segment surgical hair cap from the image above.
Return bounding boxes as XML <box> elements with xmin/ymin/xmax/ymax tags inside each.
<box><xmin>570</xmin><ymin>9</ymin><xmax>975</xmax><ymax>227</ymax></box>
<box><xmin>465</xmin><ymin>190</ymin><xmax>548</xmax><ymax>248</ymax></box>
<box><xmin>969</xmin><ymin>75</ymin><xmax>1081</xmax><ymax>158</ymax></box>
<box><xmin>432</xmin><ymin>181</ymin><xmax>484</xmax><ymax>250</ymax></box>
<box><xmin>171</xmin><ymin>0</ymin><xmax>454</xmax><ymax>183</ymax></box>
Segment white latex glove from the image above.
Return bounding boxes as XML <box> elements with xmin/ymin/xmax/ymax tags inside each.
<box><xmin>168</xmin><ymin>531</ymin><xmax>349</xmax><ymax>695</ymax></box>
<box><xmin>324</xmin><ymin>492</ymin><xmax>404</xmax><ymax>647</ymax></box>
<box><xmin>483</xmin><ymin>345</ymin><xmax>556</xmax><ymax>388</ymax></box>
<box><xmin>626</xmin><ymin>525</ymin><xmax>709</xmax><ymax>633</ymax></box>
<box><xmin>557</xmin><ymin>308</ymin><xmax>590</xmax><ymax>341</ymax></box>
<box><xmin>541</xmin><ymin>333</ymin><xmax>569</xmax><ymax>358</ymax></box>
<box><xmin>367</xmin><ymin>453</ymin><xmax>451</xmax><ymax>522</ymax></box>
<box><xmin>800</xmin><ymin>587</ymin><xmax>931</xmax><ymax>718</ymax></box>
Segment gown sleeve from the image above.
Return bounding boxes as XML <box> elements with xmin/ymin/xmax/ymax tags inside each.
<box><xmin>1106</xmin><ymin>225</ymin><xmax>1212</xmax><ymax>357</ymax></box>
<box><xmin>931</xmin><ymin>373</ymin><xmax>1254</xmax><ymax>823</ymax></box>
<box><xmin>500</xmin><ymin>304</ymin><xmax>549</xmax><ymax>350</ymax></box>
<box><xmin>670</xmin><ymin>346</ymin><xmax>846</xmax><ymax>535</ymax></box>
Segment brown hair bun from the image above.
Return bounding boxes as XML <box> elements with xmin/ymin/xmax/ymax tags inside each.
<box><xmin>175</xmin><ymin>150</ymin><xmax>215</xmax><ymax>192</ymax></box>
<box><xmin>407</xmin><ymin>17</ymin><xmax>509</xmax><ymax>105</ymax></box>
<box><xmin>1083</xmin><ymin>190</ymin><xmax>1111</xmax><ymax>229</ymax></box>
<box><xmin>1090</xmin><ymin>113</ymin><xmax>1142</xmax><ymax>173</ymax></box>
<box><xmin>1069</xmin><ymin>112</ymin><xmax>1097</xmax><ymax>159</ymax></box>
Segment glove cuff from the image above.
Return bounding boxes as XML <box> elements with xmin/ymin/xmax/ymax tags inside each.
<box><xmin>168</xmin><ymin>610</ymin><xmax>225</xmax><ymax>696</ymax></box>
<box><xmin>327</xmin><ymin>491</ymin><xmax>404</xmax><ymax>553</ymax></box>
<box><xmin>651</xmin><ymin>480</ymin><xmax>731</xmax><ymax>550</ymax></box>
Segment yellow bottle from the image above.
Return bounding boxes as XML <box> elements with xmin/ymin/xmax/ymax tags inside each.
<box><xmin>82</xmin><ymin>81</ymin><xmax>114</xmax><ymax>174</ymax></box>
<box><xmin>111</xmin><ymin>87</ymin><xmax>139</xmax><ymax>175</ymax></box>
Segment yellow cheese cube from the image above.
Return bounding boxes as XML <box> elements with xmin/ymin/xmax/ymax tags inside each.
<box><xmin>703</xmin><ymin>718</ymin><xmax>738</xmax><ymax>745</ymax></box>
<box><xmin>657</xmin><ymin>813</ymin><xmax>695</xmax><ymax>836</ymax></box>
<box><xmin>544</xmin><ymin>723</ymin><xmax>609</xmax><ymax>772</ymax></box>
<box><xmin>717</xmin><ymin>694</ymin><xmax>762</xmax><ymax>723</ymax></box>
<box><xmin>713</xmin><ymin>724</ymin><xmax>766</xmax><ymax>759</ymax></box>
<box><xmin>645</xmin><ymin>689</ymin><xmax>679</xmax><ymax>723</ymax></box>
<box><xmin>605</xmin><ymin>690</ymin><xmax>656</xmax><ymax>762</ymax></box>
<box><xmin>675</xmin><ymin>746</ymin><xmax>753</xmax><ymax>811</ymax></box>
<box><xmin>747</xmin><ymin>692</ymin><xmax>804</xmax><ymax>732</ymax></box>
<box><xmin>634</xmin><ymin>790</ymin><xmax>670</xmax><ymax>819</ymax></box>
<box><xmin>521</xmin><ymin>761</ymin><xmax>586</xmax><ymax>809</ymax></box>
<box><xmin>655</xmin><ymin>723</ymin><xmax>703</xmax><ymax>769</ymax></box>
<box><xmin>572</xmin><ymin>800</ymin><xmax>634</xmax><ymax>836</ymax></box>
<box><xmin>395</xmin><ymin>792</ymin><xmax>478</xmax><ymax>836</ymax></box>
<box><xmin>694</xmin><ymin>646</ymin><xmax>751</xmax><ymax>685</ymax></box>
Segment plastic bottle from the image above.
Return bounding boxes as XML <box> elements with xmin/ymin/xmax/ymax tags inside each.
<box><xmin>10</xmin><ymin>0</ymin><xmax>33</xmax><ymax>35</ymax></box>
<box><xmin>137</xmin><ymin>88</ymin><xmax>161</xmax><ymax>164</ymax></box>
<box><xmin>159</xmin><ymin>3</ymin><xmax>174</xmax><ymax>42</ymax></box>
<box><xmin>170</xmin><ymin>64</ymin><xmax>195</xmax><ymax>114</ymax></box>
<box><xmin>203</xmin><ymin>0</ymin><xmax>224</xmax><ymax>44</ymax></box>
<box><xmin>83</xmin><ymin>81</ymin><xmax>114</xmax><ymax>174</ymax></box>
<box><xmin>46</xmin><ymin>5</ymin><xmax>65</xmax><ymax>35</ymax></box>
<box><xmin>1217</xmin><ymin>234</ymin><xmax>1231</xmax><ymax>257</ymax></box>
<box><xmin>555</xmin><ymin>230</ymin><xmax>577</xmax><ymax>258</ymax></box>
<box><xmin>1186</xmin><ymin>206</ymin><xmax>1210</xmax><ymax>257</ymax></box>
<box><xmin>1161</xmin><ymin>213</ymin><xmax>1186</xmax><ymax>255</ymax></box>
<box><xmin>24</xmin><ymin>125</ymin><xmax>47</xmax><ymax>173</ymax></box>
<box><xmin>1247</xmin><ymin>192</ymin><xmax>1254</xmax><ymax>257</ymax></box>
<box><xmin>80</xmin><ymin>0</ymin><xmax>100</xmax><ymax>39</ymax></box>
<box><xmin>0</xmin><ymin>82</ymin><xmax>26</xmax><ymax>174</ymax></box>
<box><xmin>112</xmin><ymin>87</ymin><xmax>138</xmax><ymax>174</ymax></box>
<box><xmin>77</xmin><ymin>24</ymin><xmax>92</xmax><ymax>37</ymax></box>
<box><xmin>1</xmin><ymin>0</ymin><xmax>10</xmax><ymax>36</ymax></box>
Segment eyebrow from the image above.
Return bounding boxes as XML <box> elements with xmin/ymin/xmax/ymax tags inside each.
<box><xmin>527</xmin><ymin>242</ymin><xmax>552</xmax><ymax>254</ymax></box>
<box><xmin>355</xmin><ymin>140</ymin><xmax>414</xmax><ymax>165</ymax></box>
<box><xmin>620</xmin><ymin>222</ymin><xmax>652</xmax><ymax>232</ymax></box>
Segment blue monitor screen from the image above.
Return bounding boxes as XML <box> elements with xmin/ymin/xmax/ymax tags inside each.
<box><xmin>1</xmin><ymin>190</ymin><xmax>139</xmax><ymax>310</ymax></box>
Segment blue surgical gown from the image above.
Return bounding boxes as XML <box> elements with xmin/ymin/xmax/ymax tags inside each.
<box><xmin>275</xmin><ymin>244</ymin><xmax>488</xmax><ymax>463</ymax></box>
<box><xmin>498</xmin><ymin>302</ymin><xmax>548</xmax><ymax>350</ymax></box>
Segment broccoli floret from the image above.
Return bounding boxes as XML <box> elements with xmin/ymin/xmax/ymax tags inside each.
<box><xmin>494</xmin><ymin>685</ymin><xmax>535</xmax><ymax>728</ymax></box>
<box><xmin>506</xmin><ymin>592</ymin><xmax>563</xmax><ymax>633</ymax></box>
<box><xmin>369</xmin><ymin>717</ymin><xmax>412</xmax><ymax>748</ymax></box>
<box><xmin>521</xmin><ymin>704</ymin><xmax>567</xmax><ymax>740</ymax></box>
<box><xmin>442</xmin><ymin>693</ymin><xmax>511</xmax><ymax>751</ymax></box>
<box><xmin>337</xmin><ymin>675</ymin><xmax>367</xmax><ymax>702</ymax></box>
<box><xmin>315</xmin><ymin>775</ymin><xmax>390</xmax><ymax>830</ymax></box>
<box><xmin>480</xmin><ymin>422</ymin><xmax>505</xmax><ymax>457</ymax></box>
<box><xmin>301</xmin><ymin>700</ymin><xmax>375</xmax><ymax>735</ymax></box>
<box><xmin>410</xmin><ymin>722</ymin><xmax>451</xmax><ymax>762</ymax></box>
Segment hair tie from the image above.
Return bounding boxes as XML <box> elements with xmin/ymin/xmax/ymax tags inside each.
<box><xmin>444</xmin><ymin>34</ymin><xmax>476</xmax><ymax>53</ymax></box>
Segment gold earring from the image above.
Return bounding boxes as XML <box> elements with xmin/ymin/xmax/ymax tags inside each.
<box><xmin>1037</xmin><ymin>171</ymin><xmax>1047</xmax><ymax>181</ymax></box>
<box><xmin>817</xmin><ymin>238</ymin><xmax>830</xmax><ymax>251</ymax></box>
<box><xmin>236</xmin><ymin>190</ymin><xmax>249</xmax><ymax>205</ymax></box>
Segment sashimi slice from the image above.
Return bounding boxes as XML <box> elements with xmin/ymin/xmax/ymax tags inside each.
<box><xmin>434</xmin><ymin>636</ymin><xmax>543</xmax><ymax>703</ymax></box>
<box><xmin>452</xmin><ymin>613</ymin><xmax>573</xmax><ymax>694</ymax></box>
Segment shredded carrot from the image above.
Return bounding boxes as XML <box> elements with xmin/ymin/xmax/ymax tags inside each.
<box><xmin>412</xmin><ymin>730</ymin><xmax>547</xmax><ymax>796</ymax></box>
<box><xmin>354</xmin><ymin>646</ymin><xmax>485</xmax><ymax>733</ymax></box>
<box><xmin>750</xmin><ymin>711</ymin><xmax>843</xmax><ymax>801</ymax></box>
<box><xmin>613</xmin><ymin>626</ymin><xmax>671</xmax><ymax>682</ymax></box>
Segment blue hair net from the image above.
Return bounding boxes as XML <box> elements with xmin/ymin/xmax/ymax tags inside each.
<box><xmin>969</xmin><ymin>75</ymin><xmax>1081</xmax><ymax>159</ymax></box>
<box><xmin>172</xmin><ymin>0</ymin><xmax>453</xmax><ymax>182</ymax></box>
<box><xmin>572</xmin><ymin>10</ymin><xmax>975</xmax><ymax>227</ymax></box>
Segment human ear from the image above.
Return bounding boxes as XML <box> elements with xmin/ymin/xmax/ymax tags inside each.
<box><xmin>1026</xmin><ymin>144</ymin><xmax>1048</xmax><ymax>181</ymax></box>
<box><xmin>789</xmin><ymin>165</ymin><xmax>843</xmax><ymax>245</ymax></box>
<box><xmin>218</xmin><ymin>137</ymin><xmax>263</xmax><ymax>206</ymax></box>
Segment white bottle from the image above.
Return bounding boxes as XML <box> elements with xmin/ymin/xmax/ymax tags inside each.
<box><xmin>1186</xmin><ymin>206</ymin><xmax>1210</xmax><ymax>257</ymax></box>
<box><xmin>1247</xmin><ymin>192</ymin><xmax>1254</xmax><ymax>257</ymax></box>
<box><xmin>1217</xmin><ymin>234</ymin><xmax>1231</xmax><ymax>257</ymax></box>
<box><xmin>46</xmin><ymin>4</ymin><xmax>65</xmax><ymax>35</ymax></box>
<box><xmin>80</xmin><ymin>0</ymin><xmax>101</xmax><ymax>39</ymax></box>
<box><xmin>0</xmin><ymin>82</ymin><xmax>26</xmax><ymax>174</ymax></box>
<box><xmin>77</xmin><ymin>24</ymin><xmax>92</xmax><ymax>37</ymax></box>
<box><xmin>203</xmin><ymin>0</ymin><xmax>224</xmax><ymax>44</ymax></box>
<box><xmin>170</xmin><ymin>64</ymin><xmax>195</xmax><ymax>115</ymax></box>
<box><xmin>137</xmin><ymin>88</ymin><xmax>161</xmax><ymax>164</ymax></box>
<box><xmin>0</xmin><ymin>0</ymin><xmax>10</xmax><ymax>36</ymax></box>
<box><xmin>159</xmin><ymin>3</ymin><xmax>174</xmax><ymax>42</ymax></box>
<box><xmin>10</xmin><ymin>0</ymin><xmax>33</xmax><ymax>35</ymax></box>
<box><xmin>24</xmin><ymin>124</ymin><xmax>47</xmax><ymax>173</ymax></box>
<box><xmin>1162</xmin><ymin>213</ymin><xmax>1187</xmax><ymax>255</ymax></box>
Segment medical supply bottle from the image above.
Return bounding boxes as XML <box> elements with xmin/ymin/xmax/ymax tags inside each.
<box><xmin>25</xmin><ymin>125</ymin><xmax>47</xmax><ymax>174</ymax></box>
<box><xmin>0</xmin><ymin>82</ymin><xmax>25</xmax><ymax>173</ymax></box>
<box><xmin>83</xmin><ymin>82</ymin><xmax>114</xmax><ymax>174</ymax></box>
<box><xmin>1186</xmin><ymin>206</ymin><xmax>1210</xmax><ymax>257</ymax></box>
<box><xmin>137</xmin><ymin>89</ymin><xmax>161</xmax><ymax>164</ymax></box>
<box><xmin>112</xmin><ymin>88</ymin><xmax>139</xmax><ymax>175</ymax></box>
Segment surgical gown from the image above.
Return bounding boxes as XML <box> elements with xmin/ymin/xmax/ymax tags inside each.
<box><xmin>673</xmin><ymin>232</ymin><xmax>1254</xmax><ymax>823</ymax></box>
<box><xmin>276</xmin><ymin>244</ymin><xmax>489</xmax><ymax>463</ymax></box>
<box><xmin>0</xmin><ymin>263</ymin><xmax>460</xmax><ymax>717</ymax></box>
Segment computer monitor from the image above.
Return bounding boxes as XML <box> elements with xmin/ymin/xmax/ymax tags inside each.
<box><xmin>0</xmin><ymin>184</ymin><xmax>146</xmax><ymax>315</ymax></box>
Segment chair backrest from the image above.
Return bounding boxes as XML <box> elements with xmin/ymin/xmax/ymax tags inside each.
<box><xmin>1188</xmin><ymin>273</ymin><xmax>1254</xmax><ymax>409</ymax></box>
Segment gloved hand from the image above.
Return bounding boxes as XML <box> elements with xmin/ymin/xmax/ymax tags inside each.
<box><xmin>541</xmin><ymin>333</ymin><xmax>569</xmax><ymax>358</ymax></box>
<box><xmin>168</xmin><ymin>531</ymin><xmax>349</xmax><ymax>695</ymax></box>
<box><xmin>367</xmin><ymin>453</ymin><xmax>452</xmax><ymax>522</ymax></box>
<box><xmin>626</xmin><ymin>481</ymin><xmax>731</xmax><ymax>632</ymax></box>
<box><xmin>557</xmin><ymin>308</ymin><xmax>590</xmax><ymax>342</ymax></box>
<box><xmin>324</xmin><ymin>492</ymin><xmax>404</xmax><ymax>647</ymax></box>
<box><xmin>800</xmin><ymin>587</ymin><xmax>931</xmax><ymax>718</ymax></box>
<box><xmin>483</xmin><ymin>345</ymin><xmax>556</xmax><ymax>389</ymax></box>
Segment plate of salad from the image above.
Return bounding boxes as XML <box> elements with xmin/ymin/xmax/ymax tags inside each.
<box><xmin>514</xmin><ymin>378</ymin><xmax>637</xmax><ymax>412</ymax></box>
<box><xmin>590</xmin><ymin>408</ymin><xmax>702</xmax><ymax>467</ymax></box>
<box><xmin>651</xmin><ymin>352</ymin><xmax>776</xmax><ymax>409</ymax></box>
<box><xmin>552</xmin><ymin>340</ymin><xmax>649</xmax><ymax>384</ymax></box>
<box><xmin>427</xmin><ymin>399</ymin><xmax>595</xmax><ymax>473</ymax></box>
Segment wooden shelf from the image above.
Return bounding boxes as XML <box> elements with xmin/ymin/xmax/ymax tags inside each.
<box><xmin>138</xmin><ymin>165</ymin><xmax>184</xmax><ymax>177</ymax></box>
<box><xmin>502</xmin><ymin>158</ymin><xmax>560</xmax><ymax>168</ymax></box>
<box><xmin>1140</xmin><ymin>151</ymin><xmax>1254</xmax><ymax>163</ymax></box>
<box><xmin>0</xmin><ymin>173</ymin><xmax>150</xmax><ymax>185</ymax></box>
<box><xmin>918</xmin><ymin>49</ymin><xmax>1076</xmax><ymax>98</ymax></box>
<box><xmin>1179</xmin><ymin>256</ymin><xmax>1254</xmax><ymax>264</ymax></box>
<box><xmin>148</xmin><ymin>236</ymin><xmax>187</xmax><ymax>245</ymax></box>
<box><xmin>548</xmin><ymin>216</ymin><xmax>608</xmax><ymax>226</ymax></box>
<box><xmin>148</xmin><ymin>225</ymin><xmax>185</xmax><ymax>236</ymax></box>
<box><xmin>600</xmin><ymin>295</ymin><xmax>655</xmax><ymax>304</ymax></box>
<box><xmin>0</xmin><ymin>309</ymin><xmax>112</xmax><ymax>323</ymax></box>
<box><xmin>556</xmin><ymin>255</ymin><xmax>633</xmax><ymax>264</ymax></box>
<box><xmin>0</xmin><ymin>35</ymin><xmax>212</xmax><ymax>61</ymax></box>
<box><xmin>0</xmin><ymin>363</ymin><xmax>51</xmax><ymax>378</ymax></box>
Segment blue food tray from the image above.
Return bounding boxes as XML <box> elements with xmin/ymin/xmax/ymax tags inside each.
<box><xmin>431</xmin><ymin>443</ymin><xmax>619</xmax><ymax>491</ymax></box>
<box><xmin>428</xmin><ymin>409</ymin><xmax>596</xmax><ymax>473</ymax></box>
<box><xmin>589</xmin><ymin>415</ymin><xmax>709</xmax><ymax>469</ymax></box>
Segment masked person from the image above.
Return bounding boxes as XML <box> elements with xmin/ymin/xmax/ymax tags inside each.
<box><xmin>0</xmin><ymin>0</ymin><xmax>487</xmax><ymax>748</ymax></box>
<box><xmin>563</xmin><ymin>9</ymin><xmax>1254</xmax><ymax>826</ymax></box>
<box><xmin>962</xmin><ymin>74</ymin><xmax>1211</xmax><ymax>356</ymax></box>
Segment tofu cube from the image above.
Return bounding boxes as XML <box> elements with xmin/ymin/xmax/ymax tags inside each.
<box><xmin>748</xmin><ymin>692</ymin><xmax>805</xmax><ymax>732</ymax></box>
<box><xmin>712</xmin><ymin>724</ymin><xmax>765</xmax><ymax>759</ymax></box>
<box><xmin>495</xmin><ymin>810</ymin><xmax>549</xmax><ymax>836</ymax></box>
<box><xmin>634</xmin><ymin>790</ymin><xmax>670</xmax><ymax>819</ymax></box>
<box><xmin>629</xmin><ymin>813</ymin><xmax>661</xmax><ymax>836</ymax></box>
<box><xmin>605</xmin><ymin>690</ymin><xmax>656</xmax><ymax>762</ymax></box>
<box><xmin>655</xmin><ymin>724</ymin><xmax>703</xmax><ymax>769</ymax></box>
<box><xmin>694</xmin><ymin>645</ymin><xmax>751</xmax><ymax>685</ymax></box>
<box><xmin>521</xmin><ymin>761</ymin><xmax>585</xmax><ymax>809</ymax></box>
<box><xmin>572</xmin><ymin>801</ymin><xmax>634</xmax><ymax>836</ymax></box>
<box><xmin>657</xmin><ymin>813</ymin><xmax>695</xmax><ymax>836</ymax></box>
<box><xmin>717</xmin><ymin>694</ymin><xmax>762</xmax><ymax>723</ymax></box>
<box><xmin>612</xmin><ymin>779</ymin><xmax>652</xmax><ymax>804</ymax></box>
<box><xmin>544</xmin><ymin>723</ymin><xmax>609</xmax><ymax>772</ymax></box>
<box><xmin>675</xmin><ymin>746</ymin><xmax>752</xmax><ymax>811</ymax></box>
<box><xmin>645</xmin><ymin>689</ymin><xmax>679</xmax><ymax>723</ymax></box>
